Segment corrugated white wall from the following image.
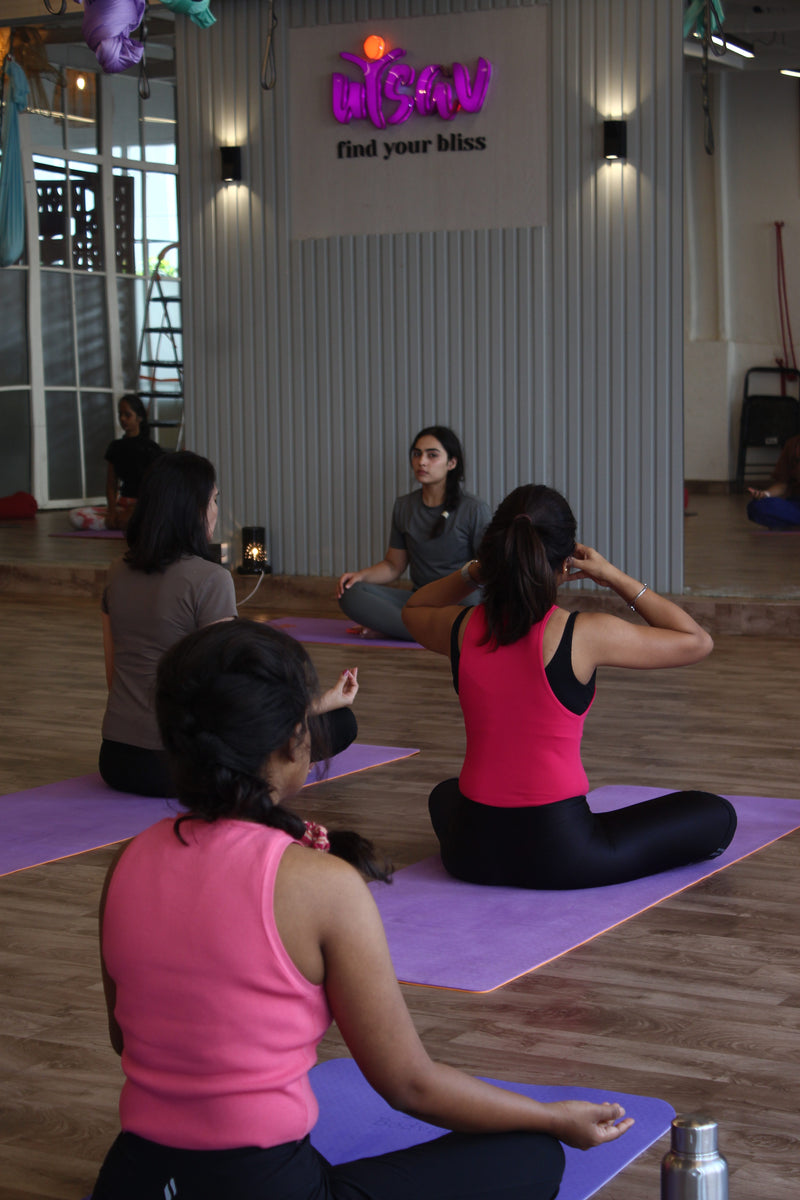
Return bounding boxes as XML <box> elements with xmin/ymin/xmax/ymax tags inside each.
<box><xmin>176</xmin><ymin>0</ymin><xmax>683</xmax><ymax>590</ymax></box>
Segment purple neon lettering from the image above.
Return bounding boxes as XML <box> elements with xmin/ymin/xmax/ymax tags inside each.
<box><xmin>331</xmin><ymin>46</ymin><xmax>492</xmax><ymax>128</ymax></box>
<box><xmin>414</xmin><ymin>67</ymin><xmax>459</xmax><ymax>121</ymax></box>
<box><xmin>332</xmin><ymin>73</ymin><xmax>366</xmax><ymax>123</ymax></box>
<box><xmin>431</xmin><ymin>74</ymin><xmax>459</xmax><ymax>120</ymax></box>
<box><xmin>414</xmin><ymin>64</ymin><xmax>440</xmax><ymax>117</ymax></box>
<box><xmin>453</xmin><ymin>58</ymin><xmax>492</xmax><ymax>112</ymax></box>
<box><xmin>338</xmin><ymin>48</ymin><xmax>405</xmax><ymax>130</ymax></box>
<box><xmin>383</xmin><ymin>61</ymin><xmax>415</xmax><ymax>126</ymax></box>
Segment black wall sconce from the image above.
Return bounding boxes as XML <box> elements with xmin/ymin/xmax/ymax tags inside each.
<box><xmin>238</xmin><ymin>525</ymin><xmax>271</xmax><ymax>575</ymax></box>
<box><xmin>603</xmin><ymin>119</ymin><xmax>627</xmax><ymax>161</ymax></box>
<box><xmin>220</xmin><ymin>145</ymin><xmax>243</xmax><ymax>183</ymax></box>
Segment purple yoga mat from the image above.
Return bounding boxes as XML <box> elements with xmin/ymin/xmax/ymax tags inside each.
<box><xmin>49</xmin><ymin>529</ymin><xmax>125</xmax><ymax>538</ymax></box>
<box><xmin>0</xmin><ymin>744</ymin><xmax>418</xmax><ymax>877</ymax></box>
<box><xmin>310</xmin><ymin>1058</ymin><xmax>673</xmax><ymax>1199</ymax></box>
<box><xmin>267</xmin><ymin>615</ymin><xmax>423</xmax><ymax>649</ymax></box>
<box><xmin>370</xmin><ymin>785</ymin><xmax>800</xmax><ymax>992</ymax></box>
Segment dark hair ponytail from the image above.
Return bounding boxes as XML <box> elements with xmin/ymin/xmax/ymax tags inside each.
<box><xmin>479</xmin><ymin>485</ymin><xmax>577</xmax><ymax>646</ymax></box>
<box><xmin>410</xmin><ymin>425</ymin><xmax>466</xmax><ymax>538</ymax></box>
<box><xmin>125</xmin><ymin>450</ymin><xmax>216</xmax><ymax>573</ymax></box>
<box><xmin>156</xmin><ymin>620</ymin><xmax>392</xmax><ymax>882</ymax></box>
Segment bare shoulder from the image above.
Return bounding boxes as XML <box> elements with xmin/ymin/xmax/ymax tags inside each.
<box><xmin>274</xmin><ymin>843</ymin><xmax>385</xmax><ymax>984</ymax></box>
<box><xmin>570</xmin><ymin>608</ymin><xmax>635</xmax><ymax>650</ymax></box>
<box><xmin>276</xmin><ymin>844</ymin><xmax>377</xmax><ymax>926</ymax></box>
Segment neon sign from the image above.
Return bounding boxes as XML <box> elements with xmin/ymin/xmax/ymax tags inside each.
<box><xmin>332</xmin><ymin>45</ymin><xmax>492</xmax><ymax>130</ymax></box>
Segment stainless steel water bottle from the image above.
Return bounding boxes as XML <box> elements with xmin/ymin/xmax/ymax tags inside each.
<box><xmin>661</xmin><ymin>1113</ymin><xmax>728</xmax><ymax>1199</ymax></box>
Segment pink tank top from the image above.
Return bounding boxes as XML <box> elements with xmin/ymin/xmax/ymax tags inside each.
<box><xmin>103</xmin><ymin>818</ymin><xmax>331</xmax><ymax>1150</ymax></box>
<box><xmin>458</xmin><ymin>605</ymin><xmax>591</xmax><ymax>807</ymax></box>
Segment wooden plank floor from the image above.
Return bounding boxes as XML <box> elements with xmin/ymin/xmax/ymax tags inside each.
<box><xmin>684</xmin><ymin>492</ymin><xmax>800</xmax><ymax>599</ymax></box>
<box><xmin>1</xmin><ymin>589</ymin><xmax>799</xmax><ymax>1198</ymax></box>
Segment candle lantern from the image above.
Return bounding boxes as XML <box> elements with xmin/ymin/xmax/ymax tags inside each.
<box><xmin>238</xmin><ymin>526</ymin><xmax>271</xmax><ymax>575</ymax></box>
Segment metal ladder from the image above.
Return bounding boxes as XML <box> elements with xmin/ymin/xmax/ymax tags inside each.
<box><xmin>137</xmin><ymin>241</ymin><xmax>184</xmax><ymax>449</ymax></box>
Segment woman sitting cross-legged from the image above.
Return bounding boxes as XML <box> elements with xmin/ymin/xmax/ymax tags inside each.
<box><xmin>746</xmin><ymin>433</ymin><xmax>800</xmax><ymax>530</ymax></box>
<box><xmin>100</xmin><ymin>450</ymin><xmax>357</xmax><ymax>798</ymax></box>
<box><xmin>402</xmin><ymin>484</ymin><xmax>737</xmax><ymax>890</ymax></box>
<box><xmin>91</xmin><ymin>618</ymin><xmax>633</xmax><ymax>1200</ymax></box>
<box><xmin>69</xmin><ymin>394</ymin><xmax>163</xmax><ymax>532</ymax></box>
<box><xmin>337</xmin><ymin>425</ymin><xmax>490</xmax><ymax>641</ymax></box>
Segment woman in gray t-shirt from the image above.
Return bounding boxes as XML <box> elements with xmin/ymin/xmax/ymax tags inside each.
<box><xmin>100</xmin><ymin>452</ymin><xmax>239</xmax><ymax>797</ymax></box>
<box><xmin>337</xmin><ymin>426</ymin><xmax>490</xmax><ymax>641</ymax></box>
<box><xmin>101</xmin><ymin>451</ymin><xmax>359</xmax><ymax>798</ymax></box>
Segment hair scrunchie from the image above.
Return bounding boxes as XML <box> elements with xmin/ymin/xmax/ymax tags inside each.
<box><xmin>301</xmin><ymin>821</ymin><xmax>330</xmax><ymax>852</ymax></box>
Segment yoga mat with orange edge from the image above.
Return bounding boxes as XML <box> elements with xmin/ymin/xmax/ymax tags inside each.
<box><xmin>266</xmin><ymin>615</ymin><xmax>424</xmax><ymax>649</ymax></box>
<box><xmin>49</xmin><ymin>529</ymin><xmax>125</xmax><ymax>538</ymax></box>
<box><xmin>368</xmin><ymin>784</ymin><xmax>800</xmax><ymax>993</ymax></box>
<box><xmin>310</xmin><ymin>1058</ymin><xmax>674</xmax><ymax>1200</ymax></box>
<box><xmin>0</xmin><ymin>743</ymin><xmax>418</xmax><ymax>877</ymax></box>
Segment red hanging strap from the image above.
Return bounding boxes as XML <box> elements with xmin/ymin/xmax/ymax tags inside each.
<box><xmin>775</xmin><ymin>221</ymin><xmax>797</xmax><ymax>384</ymax></box>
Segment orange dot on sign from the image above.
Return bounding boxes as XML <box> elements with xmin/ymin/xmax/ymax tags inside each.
<box><xmin>363</xmin><ymin>35</ymin><xmax>386</xmax><ymax>60</ymax></box>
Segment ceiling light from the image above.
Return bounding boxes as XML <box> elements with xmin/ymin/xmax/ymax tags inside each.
<box><xmin>692</xmin><ymin>32</ymin><xmax>754</xmax><ymax>59</ymax></box>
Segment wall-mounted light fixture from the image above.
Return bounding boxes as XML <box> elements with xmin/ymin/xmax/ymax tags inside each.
<box><xmin>220</xmin><ymin>145</ymin><xmax>243</xmax><ymax>183</ymax></box>
<box><xmin>603</xmin><ymin>119</ymin><xmax>627</xmax><ymax>161</ymax></box>
<box><xmin>238</xmin><ymin>526</ymin><xmax>271</xmax><ymax>575</ymax></box>
<box><xmin>781</xmin><ymin>69</ymin><xmax>800</xmax><ymax>78</ymax></box>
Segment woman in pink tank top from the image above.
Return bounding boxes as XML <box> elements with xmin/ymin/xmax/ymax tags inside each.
<box><xmin>91</xmin><ymin>618</ymin><xmax>633</xmax><ymax>1199</ymax></box>
<box><xmin>403</xmin><ymin>485</ymin><xmax>736</xmax><ymax>890</ymax></box>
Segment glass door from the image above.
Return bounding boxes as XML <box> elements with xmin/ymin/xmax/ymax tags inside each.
<box><xmin>1</xmin><ymin>31</ymin><xmax>179</xmax><ymax>507</ymax></box>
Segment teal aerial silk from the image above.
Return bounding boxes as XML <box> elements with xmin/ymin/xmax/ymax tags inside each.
<box><xmin>0</xmin><ymin>59</ymin><xmax>29</xmax><ymax>268</ymax></box>
<box><xmin>683</xmin><ymin>0</ymin><xmax>725</xmax><ymax>40</ymax></box>
<box><xmin>158</xmin><ymin>0</ymin><xmax>216</xmax><ymax>28</ymax></box>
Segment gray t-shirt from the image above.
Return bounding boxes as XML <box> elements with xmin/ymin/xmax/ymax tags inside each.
<box><xmin>389</xmin><ymin>490</ymin><xmax>491</xmax><ymax>597</ymax></box>
<box><xmin>101</xmin><ymin>555</ymin><xmax>237</xmax><ymax>749</ymax></box>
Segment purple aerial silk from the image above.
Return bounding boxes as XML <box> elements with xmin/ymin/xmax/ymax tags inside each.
<box><xmin>80</xmin><ymin>0</ymin><xmax>146</xmax><ymax>74</ymax></box>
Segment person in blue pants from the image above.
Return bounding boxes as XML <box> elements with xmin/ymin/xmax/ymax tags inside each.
<box><xmin>747</xmin><ymin>434</ymin><xmax>800</xmax><ymax>529</ymax></box>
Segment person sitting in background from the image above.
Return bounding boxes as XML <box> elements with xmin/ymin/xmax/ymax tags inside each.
<box><xmin>100</xmin><ymin>450</ymin><xmax>358</xmax><ymax>798</ymax></box>
<box><xmin>69</xmin><ymin>395</ymin><xmax>163</xmax><ymax>531</ymax></box>
<box><xmin>746</xmin><ymin>433</ymin><xmax>800</xmax><ymax>530</ymax></box>
<box><xmin>91</xmin><ymin>617</ymin><xmax>632</xmax><ymax>1200</ymax></box>
<box><xmin>337</xmin><ymin>425</ymin><xmax>490</xmax><ymax>641</ymax></box>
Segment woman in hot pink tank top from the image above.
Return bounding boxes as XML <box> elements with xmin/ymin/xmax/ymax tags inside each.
<box><xmin>92</xmin><ymin>618</ymin><xmax>633</xmax><ymax>1200</ymax></box>
<box><xmin>403</xmin><ymin>484</ymin><xmax>736</xmax><ymax>890</ymax></box>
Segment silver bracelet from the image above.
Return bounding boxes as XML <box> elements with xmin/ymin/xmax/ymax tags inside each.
<box><xmin>460</xmin><ymin>559</ymin><xmax>478</xmax><ymax>583</ymax></box>
<box><xmin>629</xmin><ymin>584</ymin><xmax>648</xmax><ymax>611</ymax></box>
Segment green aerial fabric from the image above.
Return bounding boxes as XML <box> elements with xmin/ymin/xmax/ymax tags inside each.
<box><xmin>0</xmin><ymin>59</ymin><xmax>29</xmax><ymax>267</ymax></box>
<box><xmin>158</xmin><ymin>0</ymin><xmax>216</xmax><ymax>29</ymax></box>
<box><xmin>683</xmin><ymin>0</ymin><xmax>725</xmax><ymax>40</ymax></box>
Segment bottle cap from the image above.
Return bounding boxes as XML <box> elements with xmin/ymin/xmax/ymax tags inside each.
<box><xmin>670</xmin><ymin>1113</ymin><xmax>719</xmax><ymax>1156</ymax></box>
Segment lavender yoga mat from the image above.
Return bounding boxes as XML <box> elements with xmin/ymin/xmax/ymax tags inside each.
<box><xmin>268</xmin><ymin>615</ymin><xmax>423</xmax><ymax>649</ymax></box>
<box><xmin>370</xmin><ymin>785</ymin><xmax>800</xmax><ymax>992</ymax></box>
<box><xmin>49</xmin><ymin>529</ymin><xmax>125</xmax><ymax>538</ymax></box>
<box><xmin>310</xmin><ymin>1058</ymin><xmax>673</xmax><ymax>1200</ymax></box>
<box><xmin>0</xmin><ymin>743</ymin><xmax>418</xmax><ymax>877</ymax></box>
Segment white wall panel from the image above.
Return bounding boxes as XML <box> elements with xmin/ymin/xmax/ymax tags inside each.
<box><xmin>177</xmin><ymin>0</ymin><xmax>684</xmax><ymax>590</ymax></box>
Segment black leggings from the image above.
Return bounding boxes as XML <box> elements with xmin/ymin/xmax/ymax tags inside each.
<box><xmin>91</xmin><ymin>1128</ymin><xmax>565</xmax><ymax>1200</ymax></box>
<box><xmin>429</xmin><ymin>781</ymin><xmax>737</xmax><ymax>889</ymax></box>
<box><xmin>99</xmin><ymin>709</ymin><xmax>359</xmax><ymax>799</ymax></box>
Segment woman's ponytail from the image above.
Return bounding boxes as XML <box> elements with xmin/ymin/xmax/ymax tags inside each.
<box><xmin>479</xmin><ymin>486</ymin><xmax>577</xmax><ymax>646</ymax></box>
